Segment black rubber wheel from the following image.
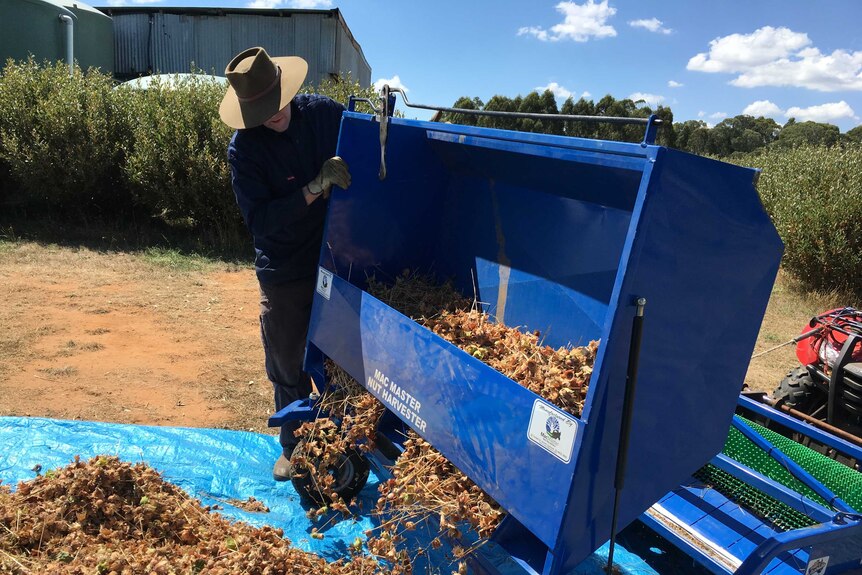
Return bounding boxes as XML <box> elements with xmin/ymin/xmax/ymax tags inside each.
<box><xmin>291</xmin><ymin>439</ymin><xmax>370</xmax><ymax>505</ymax></box>
<box><xmin>774</xmin><ymin>366</ymin><xmax>825</xmax><ymax>416</ymax></box>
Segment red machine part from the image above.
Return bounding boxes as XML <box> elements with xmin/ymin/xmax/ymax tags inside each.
<box><xmin>796</xmin><ymin>308</ymin><xmax>862</xmax><ymax>367</ymax></box>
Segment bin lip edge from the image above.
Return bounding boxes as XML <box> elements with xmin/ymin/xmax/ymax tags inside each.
<box><xmin>342</xmin><ymin>110</ymin><xmax>659</xmax><ymax>158</ymax></box>
<box><xmin>314</xmin><ymin>271</ymin><xmax>588</xmax><ymax>426</ymax></box>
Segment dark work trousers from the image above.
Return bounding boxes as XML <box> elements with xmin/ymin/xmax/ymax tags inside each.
<box><xmin>259</xmin><ymin>276</ymin><xmax>315</xmax><ymax>457</ymax></box>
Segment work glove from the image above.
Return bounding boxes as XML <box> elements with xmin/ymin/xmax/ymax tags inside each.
<box><xmin>307</xmin><ymin>156</ymin><xmax>351</xmax><ymax>198</ymax></box>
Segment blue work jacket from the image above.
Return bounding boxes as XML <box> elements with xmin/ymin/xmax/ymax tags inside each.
<box><xmin>228</xmin><ymin>94</ymin><xmax>345</xmax><ymax>285</ymax></box>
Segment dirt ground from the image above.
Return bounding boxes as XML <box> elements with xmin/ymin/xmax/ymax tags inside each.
<box><xmin>745</xmin><ymin>271</ymin><xmax>846</xmax><ymax>393</ymax></box>
<box><xmin>0</xmin><ymin>241</ymin><xmax>842</xmax><ymax>434</ymax></box>
<box><xmin>0</xmin><ymin>242</ymin><xmax>272</xmax><ymax>433</ymax></box>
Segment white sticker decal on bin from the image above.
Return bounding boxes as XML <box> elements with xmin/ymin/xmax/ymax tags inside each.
<box><xmin>316</xmin><ymin>267</ymin><xmax>333</xmax><ymax>300</ymax></box>
<box><xmin>805</xmin><ymin>556</ymin><xmax>829</xmax><ymax>575</ymax></box>
<box><xmin>528</xmin><ymin>400</ymin><xmax>578</xmax><ymax>463</ymax></box>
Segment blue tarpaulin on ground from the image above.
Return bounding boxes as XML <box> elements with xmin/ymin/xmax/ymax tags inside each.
<box><xmin>0</xmin><ymin>417</ymin><xmax>659</xmax><ymax>574</ymax></box>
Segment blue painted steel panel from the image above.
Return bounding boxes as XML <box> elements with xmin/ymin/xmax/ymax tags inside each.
<box><xmin>644</xmin><ymin>479</ymin><xmax>844</xmax><ymax>575</ymax></box>
<box><xmin>309</xmin><ymin>275</ymin><xmax>580</xmax><ymax>548</ymax></box>
<box><xmin>737</xmin><ymin>519</ymin><xmax>862</xmax><ymax>575</ymax></box>
<box><xmin>811</xmin><ymin>523</ymin><xmax>862</xmax><ymax>574</ymax></box>
<box><xmin>715</xmin><ymin>502</ymin><xmax>770</xmax><ymax>561</ymax></box>
<box><xmin>759</xmin><ymin>536</ymin><xmax>807</xmax><ymax>574</ymax></box>
<box><xmin>646</xmin><ymin>486</ymin><xmax>792</xmax><ymax>575</ymax></box>
<box><xmin>322</xmin><ymin>116</ymin><xmax>449</xmax><ymax>283</ymax></box>
<box><xmin>692</xmin><ymin>513</ymin><xmax>753</xmax><ymax>558</ymax></box>
<box><xmin>639</xmin><ymin>513</ymin><xmax>729</xmax><ymax>575</ymax></box>
<box><xmin>776</xmin><ymin>548</ymin><xmax>809</xmax><ymax>574</ymax></box>
<box><xmin>660</xmin><ymin>488</ymin><xmax>711</xmax><ymax>531</ymax></box>
<box><xmin>556</xmin><ymin>150</ymin><xmax>783</xmax><ymax>573</ymax></box>
<box><xmin>307</xmin><ymin>112</ymin><xmax>784</xmax><ymax>575</ymax></box>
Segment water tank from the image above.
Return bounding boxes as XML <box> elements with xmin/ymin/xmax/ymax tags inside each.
<box><xmin>0</xmin><ymin>0</ymin><xmax>113</xmax><ymax>73</ymax></box>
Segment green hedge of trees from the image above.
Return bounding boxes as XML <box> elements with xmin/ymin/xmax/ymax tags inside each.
<box><xmin>0</xmin><ymin>59</ymin><xmax>378</xmax><ymax>252</ymax></box>
<box><xmin>445</xmin><ymin>91</ymin><xmax>861</xmax><ymax>158</ymax></box>
<box><xmin>0</xmin><ymin>59</ymin><xmax>130</xmax><ymax>214</ymax></box>
<box><xmin>441</xmin><ymin>93</ymin><xmax>676</xmax><ymax>147</ymax></box>
<box><xmin>735</xmin><ymin>145</ymin><xmax>862</xmax><ymax>295</ymax></box>
<box><xmin>675</xmin><ymin>116</ymin><xmax>857</xmax><ymax>157</ymax></box>
<box><xmin>1</xmin><ymin>60</ymin><xmax>860</xmax><ymax>294</ymax></box>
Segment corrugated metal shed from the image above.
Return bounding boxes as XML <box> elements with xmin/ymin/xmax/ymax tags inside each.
<box><xmin>97</xmin><ymin>7</ymin><xmax>371</xmax><ymax>87</ymax></box>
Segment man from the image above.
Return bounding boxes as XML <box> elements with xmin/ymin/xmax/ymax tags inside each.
<box><xmin>219</xmin><ymin>47</ymin><xmax>351</xmax><ymax>480</ymax></box>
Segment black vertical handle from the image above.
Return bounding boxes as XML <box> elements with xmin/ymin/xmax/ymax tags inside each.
<box><xmin>607</xmin><ymin>296</ymin><xmax>647</xmax><ymax>573</ymax></box>
<box><xmin>615</xmin><ymin>297</ymin><xmax>646</xmax><ymax>490</ymax></box>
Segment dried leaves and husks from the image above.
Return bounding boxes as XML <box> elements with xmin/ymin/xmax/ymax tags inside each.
<box><xmin>0</xmin><ymin>455</ymin><xmax>384</xmax><ymax>575</ymax></box>
<box><xmin>295</xmin><ymin>271</ymin><xmax>598</xmax><ymax>572</ymax></box>
<box><xmin>1</xmin><ymin>272</ymin><xmax>598</xmax><ymax>574</ymax></box>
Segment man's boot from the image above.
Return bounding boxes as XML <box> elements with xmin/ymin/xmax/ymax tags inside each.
<box><xmin>273</xmin><ymin>453</ymin><xmax>292</xmax><ymax>481</ymax></box>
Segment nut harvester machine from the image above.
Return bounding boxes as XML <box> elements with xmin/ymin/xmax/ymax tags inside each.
<box><xmin>270</xmin><ymin>90</ymin><xmax>862</xmax><ymax>575</ymax></box>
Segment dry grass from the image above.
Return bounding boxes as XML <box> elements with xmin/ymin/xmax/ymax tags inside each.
<box><xmin>37</xmin><ymin>366</ymin><xmax>79</xmax><ymax>378</ymax></box>
<box><xmin>744</xmin><ymin>270</ymin><xmax>858</xmax><ymax>393</ymax></box>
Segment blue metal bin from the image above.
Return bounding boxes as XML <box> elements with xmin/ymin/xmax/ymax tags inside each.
<box><xmin>301</xmin><ymin>112</ymin><xmax>784</xmax><ymax>575</ymax></box>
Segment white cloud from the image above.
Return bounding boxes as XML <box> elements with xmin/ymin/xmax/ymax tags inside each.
<box><xmin>697</xmin><ymin>111</ymin><xmax>705</xmax><ymax>118</ymax></box>
<box><xmin>247</xmin><ymin>0</ymin><xmax>279</xmax><ymax>7</ymax></box>
<box><xmin>535</xmin><ymin>84</ymin><xmax>592</xmax><ymax>102</ymax></box>
<box><xmin>667</xmin><ymin>80</ymin><xmax>683</xmax><ymax>88</ymax></box>
<box><xmin>518</xmin><ymin>0</ymin><xmax>617</xmax><ymax>42</ymax></box>
<box><xmin>537</xmin><ymin>82</ymin><xmax>573</xmax><ymax>100</ymax></box>
<box><xmin>732</xmin><ymin>50</ymin><xmax>862</xmax><ymax>91</ymax></box>
<box><xmin>739</xmin><ymin>99</ymin><xmax>858</xmax><ymax>123</ymax></box>
<box><xmin>629</xmin><ymin>18</ymin><xmax>672</xmax><ymax>35</ymax></box>
<box><xmin>687</xmin><ymin>26</ymin><xmax>862</xmax><ymax>92</ymax></box>
<box><xmin>742</xmin><ymin>100</ymin><xmax>784</xmax><ymax>118</ymax></box>
<box><xmin>688</xmin><ymin>27</ymin><xmax>809</xmax><ymax>72</ymax></box>
<box><xmin>518</xmin><ymin>26</ymin><xmax>551</xmax><ymax>42</ymax></box>
<box><xmin>709</xmin><ymin>112</ymin><xmax>728</xmax><ymax>120</ymax></box>
<box><xmin>785</xmin><ymin>101</ymin><xmax>857</xmax><ymax>123</ymax></box>
<box><xmin>373</xmin><ymin>75</ymin><xmax>409</xmax><ymax>94</ymax></box>
<box><xmin>628</xmin><ymin>92</ymin><xmax>665</xmax><ymax>108</ymax></box>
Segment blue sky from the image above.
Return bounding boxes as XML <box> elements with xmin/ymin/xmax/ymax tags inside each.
<box><xmin>94</xmin><ymin>0</ymin><xmax>862</xmax><ymax>131</ymax></box>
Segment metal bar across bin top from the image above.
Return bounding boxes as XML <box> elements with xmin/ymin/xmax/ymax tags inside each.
<box><xmin>350</xmin><ymin>87</ymin><xmax>662</xmax><ymax>125</ymax></box>
<box><xmin>349</xmin><ymin>86</ymin><xmax>664</xmax><ymax>179</ymax></box>
<box><xmin>387</xmin><ymin>86</ymin><xmax>660</xmax><ymax>126</ymax></box>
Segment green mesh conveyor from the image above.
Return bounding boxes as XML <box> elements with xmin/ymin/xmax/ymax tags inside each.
<box><xmin>693</xmin><ymin>416</ymin><xmax>862</xmax><ymax>532</ymax></box>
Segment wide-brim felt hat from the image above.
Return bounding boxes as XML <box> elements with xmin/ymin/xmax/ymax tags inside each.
<box><xmin>219</xmin><ymin>47</ymin><xmax>308</xmax><ymax>130</ymax></box>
